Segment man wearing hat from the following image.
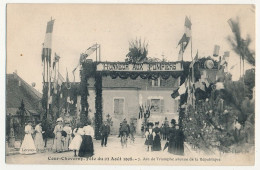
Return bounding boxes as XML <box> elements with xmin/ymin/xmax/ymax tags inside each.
<box><xmin>174</xmin><ymin>124</ymin><xmax>185</xmax><ymax>155</ymax></box>
<box><xmin>168</xmin><ymin>119</ymin><xmax>176</xmax><ymax>154</ymax></box>
<box><xmin>99</xmin><ymin>121</ymin><xmax>110</xmax><ymax>147</ymax></box>
<box><xmin>63</xmin><ymin>121</ymin><xmax>72</xmax><ymax>151</ymax></box>
<box><xmin>52</xmin><ymin>117</ymin><xmax>64</xmax><ymax>153</ymax></box>
<box><xmin>152</xmin><ymin>121</ymin><xmax>162</xmax><ymax>151</ymax></box>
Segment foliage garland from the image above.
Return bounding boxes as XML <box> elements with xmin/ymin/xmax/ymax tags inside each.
<box><xmin>80</xmin><ymin>62</ymin><xmax>90</xmax><ymax>125</ymax></box>
<box><xmin>94</xmin><ymin>70</ymin><xmax>103</xmax><ymax>140</ymax></box>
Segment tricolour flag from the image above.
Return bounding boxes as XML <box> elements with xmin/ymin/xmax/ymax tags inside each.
<box><xmin>57</xmin><ymin>72</ymin><xmax>65</xmax><ymax>86</ymax></box>
<box><xmin>178</xmin><ymin>33</ymin><xmax>190</xmax><ymax>47</ymax></box>
<box><xmin>171</xmin><ymin>80</ymin><xmax>187</xmax><ymax>99</ymax></box>
<box><xmin>177</xmin><ymin>35</ymin><xmax>190</xmax><ymax>61</ymax></box>
<box><xmin>85</xmin><ymin>44</ymin><xmax>98</xmax><ymax>57</ymax></box>
<box><xmin>184</xmin><ymin>16</ymin><xmax>192</xmax><ymax>37</ymax></box>
<box><xmin>72</xmin><ymin>44</ymin><xmax>99</xmax><ymax>73</ymax></box>
<box><xmin>42</xmin><ymin>19</ymin><xmax>55</xmax><ymax>66</ymax></box>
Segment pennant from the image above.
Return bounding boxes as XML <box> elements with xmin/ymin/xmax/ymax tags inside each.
<box><xmin>179</xmin><ymin>82</ymin><xmax>187</xmax><ymax>95</ymax></box>
<box><xmin>85</xmin><ymin>44</ymin><xmax>98</xmax><ymax>56</ymax></box>
<box><xmin>189</xmin><ymin>50</ymin><xmax>198</xmax><ymax>68</ymax></box>
<box><xmin>42</xmin><ymin>19</ymin><xmax>55</xmax><ymax>66</ymax></box>
<box><xmin>72</xmin><ymin>44</ymin><xmax>98</xmax><ymax>73</ymax></box>
<box><xmin>178</xmin><ymin>34</ymin><xmax>190</xmax><ymax>47</ymax></box>
<box><xmin>53</xmin><ymin>53</ymin><xmax>60</xmax><ymax>69</ymax></box>
<box><xmin>227</xmin><ymin>18</ymin><xmax>237</xmax><ymax>33</ymax></box>
<box><xmin>171</xmin><ymin>89</ymin><xmax>180</xmax><ymax>99</ymax></box>
<box><xmin>184</xmin><ymin>16</ymin><xmax>192</xmax><ymax>29</ymax></box>
<box><xmin>66</xmin><ymin>68</ymin><xmax>71</xmax><ymax>89</ymax></box>
<box><xmin>178</xmin><ymin>46</ymin><xmax>184</xmax><ymax>61</ymax></box>
<box><xmin>180</xmin><ymin>89</ymin><xmax>188</xmax><ymax>106</ymax></box>
<box><xmin>57</xmin><ymin>72</ymin><xmax>65</xmax><ymax>86</ymax></box>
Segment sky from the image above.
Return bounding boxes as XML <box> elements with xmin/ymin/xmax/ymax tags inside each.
<box><xmin>6</xmin><ymin>4</ymin><xmax>255</xmax><ymax>92</ymax></box>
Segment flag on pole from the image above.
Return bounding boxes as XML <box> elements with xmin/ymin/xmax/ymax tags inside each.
<box><xmin>57</xmin><ymin>72</ymin><xmax>65</xmax><ymax>86</ymax></box>
<box><xmin>185</xmin><ymin>16</ymin><xmax>192</xmax><ymax>29</ymax></box>
<box><xmin>42</xmin><ymin>19</ymin><xmax>55</xmax><ymax>66</ymax></box>
<box><xmin>227</xmin><ymin>18</ymin><xmax>236</xmax><ymax>33</ymax></box>
<box><xmin>178</xmin><ymin>34</ymin><xmax>190</xmax><ymax>48</ymax></box>
<box><xmin>189</xmin><ymin>50</ymin><xmax>198</xmax><ymax>68</ymax></box>
<box><xmin>178</xmin><ymin>82</ymin><xmax>187</xmax><ymax>95</ymax></box>
<box><xmin>66</xmin><ymin>68</ymin><xmax>71</xmax><ymax>89</ymax></box>
<box><xmin>85</xmin><ymin>44</ymin><xmax>98</xmax><ymax>57</ymax></box>
<box><xmin>53</xmin><ymin>53</ymin><xmax>60</xmax><ymax>69</ymax></box>
<box><xmin>72</xmin><ymin>44</ymin><xmax>99</xmax><ymax>73</ymax></box>
<box><xmin>178</xmin><ymin>44</ymin><xmax>184</xmax><ymax>61</ymax></box>
<box><xmin>185</xmin><ymin>16</ymin><xmax>192</xmax><ymax>37</ymax></box>
<box><xmin>171</xmin><ymin>80</ymin><xmax>187</xmax><ymax>99</ymax></box>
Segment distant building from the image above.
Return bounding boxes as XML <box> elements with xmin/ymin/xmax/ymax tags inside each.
<box><xmin>6</xmin><ymin>72</ymin><xmax>43</xmax><ymax>128</ymax></box>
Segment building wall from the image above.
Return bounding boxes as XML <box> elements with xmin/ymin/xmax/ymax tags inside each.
<box><xmin>86</xmin><ymin>88</ymin><xmax>179</xmax><ymax>135</ymax></box>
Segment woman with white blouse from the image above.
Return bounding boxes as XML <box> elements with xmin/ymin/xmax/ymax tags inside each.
<box><xmin>52</xmin><ymin>117</ymin><xmax>64</xmax><ymax>153</ymax></box>
<box><xmin>19</xmin><ymin>120</ymin><xmax>37</xmax><ymax>154</ymax></box>
<box><xmin>78</xmin><ymin>119</ymin><xmax>94</xmax><ymax>157</ymax></box>
<box><xmin>69</xmin><ymin>124</ymin><xmax>84</xmax><ymax>156</ymax></box>
<box><xmin>34</xmin><ymin>121</ymin><xmax>44</xmax><ymax>152</ymax></box>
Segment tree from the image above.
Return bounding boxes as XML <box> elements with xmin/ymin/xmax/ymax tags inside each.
<box><xmin>126</xmin><ymin>38</ymin><xmax>148</xmax><ymax>63</ymax></box>
<box><xmin>15</xmin><ymin>100</ymin><xmax>26</xmax><ymax>140</ymax></box>
<box><xmin>227</xmin><ymin>17</ymin><xmax>255</xmax><ymax>80</ymax></box>
<box><xmin>243</xmin><ymin>68</ymin><xmax>255</xmax><ymax>90</ymax></box>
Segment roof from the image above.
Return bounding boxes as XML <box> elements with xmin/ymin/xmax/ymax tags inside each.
<box><xmin>6</xmin><ymin>73</ymin><xmax>42</xmax><ymax>115</ymax></box>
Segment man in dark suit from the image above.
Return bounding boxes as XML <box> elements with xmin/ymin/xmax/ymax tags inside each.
<box><xmin>99</xmin><ymin>121</ymin><xmax>110</xmax><ymax>147</ymax></box>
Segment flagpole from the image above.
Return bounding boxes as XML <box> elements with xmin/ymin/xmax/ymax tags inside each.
<box><xmin>189</xmin><ymin>16</ymin><xmax>195</xmax><ymax>107</ymax></box>
<box><xmin>49</xmin><ymin>58</ymin><xmax>52</xmax><ymax>118</ymax></box>
<box><xmin>99</xmin><ymin>44</ymin><xmax>101</xmax><ymax>62</ymax></box>
<box><xmin>96</xmin><ymin>42</ymin><xmax>98</xmax><ymax>62</ymax></box>
<box><xmin>57</xmin><ymin>59</ymin><xmax>60</xmax><ymax>117</ymax></box>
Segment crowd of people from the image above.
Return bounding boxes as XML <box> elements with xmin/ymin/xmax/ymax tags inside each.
<box><xmin>144</xmin><ymin>119</ymin><xmax>184</xmax><ymax>155</ymax></box>
<box><xmin>19</xmin><ymin>117</ymin><xmax>184</xmax><ymax>157</ymax></box>
<box><xmin>19</xmin><ymin>118</ymin><xmax>95</xmax><ymax>157</ymax></box>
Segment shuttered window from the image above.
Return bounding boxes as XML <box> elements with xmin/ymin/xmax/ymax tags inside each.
<box><xmin>114</xmin><ymin>98</ymin><xmax>124</xmax><ymax>115</ymax></box>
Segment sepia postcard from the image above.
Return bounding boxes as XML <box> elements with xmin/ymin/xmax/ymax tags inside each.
<box><xmin>5</xmin><ymin>3</ymin><xmax>256</xmax><ymax>166</ymax></box>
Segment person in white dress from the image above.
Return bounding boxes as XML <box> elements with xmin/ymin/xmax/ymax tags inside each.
<box><xmin>63</xmin><ymin>122</ymin><xmax>72</xmax><ymax>151</ymax></box>
<box><xmin>78</xmin><ymin>120</ymin><xmax>94</xmax><ymax>157</ymax></box>
<box><xmin>52</xmin><ymin>117</ymin><xmax>64</xmax><ymax>153</ymax></box>
<box><xmin>19</xmin><ymin>121</ymin><xmax>37</xmax><ymax>154</ymax></box>
<box><xmin>34</xmin><ymin>122</ymin><xmax>45</xmax><ymax>152</ymax></box>
<box><xmin>69</xmin><ymin>124</ymin><xmax>84</xmax><ymax>156</ymax></box>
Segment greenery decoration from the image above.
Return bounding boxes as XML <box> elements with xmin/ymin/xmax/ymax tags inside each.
<box><xmin>94</xmin><ymin>71</ymin><xmax>103</xmax><ymax>140</ymax></box>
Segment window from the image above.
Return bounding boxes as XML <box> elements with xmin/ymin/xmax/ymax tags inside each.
<box><xmin>148</xmin><ymin>98</ymin><xmax>164</xmax><ymax>113</ymax></box>
<box><xmin>152</xmin><ymin>78</ymin><xmax>160</xmax><ymax>87</ymax></box>
<box><xmin>150</xmin><ymin>99</ymin><xmax>161</xmax><ymax>112</ymax></box>
<box><xmin>114</xmin><ymin>98</ymin><xmax>124</xmax><ymax>115</ymax></box>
